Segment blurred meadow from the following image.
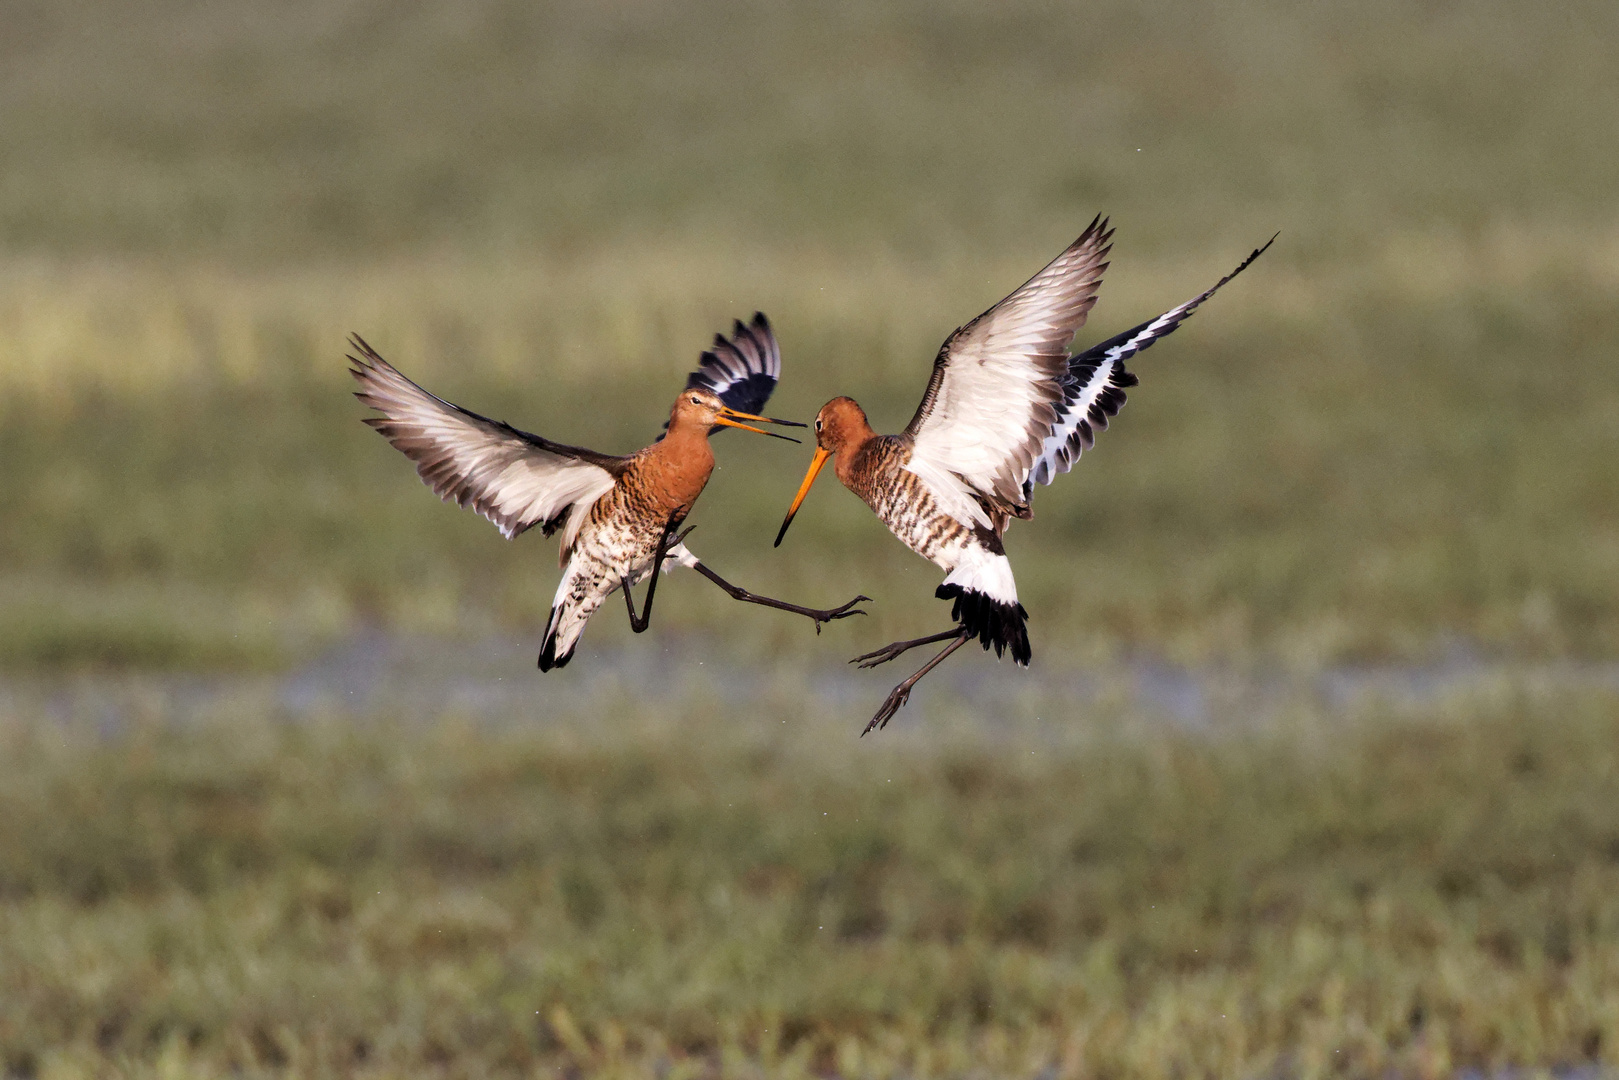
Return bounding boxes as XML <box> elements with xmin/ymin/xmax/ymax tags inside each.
<box><xmin>3</xmin><ymin>0</ymin><xmax>1619</xmax><ymax>1075</ymax></box>
<box><xmin>4</xmin><ymin>685</ymin><xmax>1619</xmax><ymax>1078</ymax></box>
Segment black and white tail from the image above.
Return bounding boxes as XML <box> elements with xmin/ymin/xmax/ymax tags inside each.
<box><xmin>538</xmin><ymin>558</ymin><xmax>610</xmax><ymax>670</ymax></box>
<box><xmin>936</xmin><ymin>546</ymin><xmax>1031</xmax><ymax>665</ymax></box>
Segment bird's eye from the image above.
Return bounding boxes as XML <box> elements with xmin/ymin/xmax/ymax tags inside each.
<box><xmin>814</xmin><ymin>418</ymin><xmax>823</xmax><ymax>432</ymax></box>
<box><xmin>689</xmin><ymin>396</ymin><xmax>701</xmax><ymax>405</ymax></box>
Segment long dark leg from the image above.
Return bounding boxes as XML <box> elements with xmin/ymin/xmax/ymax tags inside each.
<box><xmin>624</xmin><ymin>517</ymin><xmax>691</xmax><ymax>633</ymax></box>
<box><xmin>850</xmin><ymin>628</ymin><xmax>965</xmax><ymax>669</ymax></box>
<box><xmin>863</xmin><ymin>629</ymin><xmax>972</xmax><ymax>736</ymax></box>
<box><xmin>691</xmin><ymin>562</ymin><xmax>869</xmax><ymax>634</ymax></box>
<box><xmin>621</xmin><ymin>572</ymin><xmax>640</xmax><ymax>625</ymax></box>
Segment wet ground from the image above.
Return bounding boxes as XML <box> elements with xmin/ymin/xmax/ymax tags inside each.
<box><xmin>7</xmin><ymin>631</ymin><xmax>1617</xmax><ymax>740</ymax></box>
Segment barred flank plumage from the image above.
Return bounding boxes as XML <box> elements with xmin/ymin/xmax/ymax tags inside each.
<box><xmin>857</xmin><ymin>439</ymin><xmax>974</xmax><ymax>564</ymax></box>
<box><xmin>829</xmin><ymin>422</ymin><xmax>1031</xmax><ymax>664</ymax></box>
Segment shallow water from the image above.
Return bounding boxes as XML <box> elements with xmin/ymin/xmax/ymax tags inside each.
<box><xmin>6</xmin><ymin>630</ymin><xmax>1617</xmax><ymax>740</ymax></box>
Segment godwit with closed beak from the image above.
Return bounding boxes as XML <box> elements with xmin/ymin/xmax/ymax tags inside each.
<box><xmin>774</xmin><ymin>219</ymin><xmax>1274</xmax><ymax>732</ymax></box>
<box><xmin>351</xmin><ymin>313</ymin><xmax>869</xmax><ymax>670</ymax></box>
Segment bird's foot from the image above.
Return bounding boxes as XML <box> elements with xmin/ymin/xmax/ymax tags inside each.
<box><xmin>850</xmin><ymin>627</ymin><xmax>964</xmax><ymax>667</ymax></box>
<box><xmin>851</xmin><ymin>639</ymin><xmax>911</xmax><ymax>668</ymax></box>
<box><xmin>809</xmin><ymin>595</ymin><xmax>872</xmax><ymax>635</ymax></box>
<box><xmin>862</xmin><ymin>685</ymin><xmax>911</xmax><ymax>735</ymax></box>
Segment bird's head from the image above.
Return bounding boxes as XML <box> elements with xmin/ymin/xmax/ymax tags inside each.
<box><xmin>810</xmin><ymin>396</ymin><xmax>873</xmax><ymax>453</ymax></box>
<box><xmin>774</xmin><ymin>396</ymin><xmax>873</xmax><ymax>547</ymax></box>
<box><xmin>666</xmin><ymin>388</ymin><xmax>804</xmax><ymax>442</ymax></box>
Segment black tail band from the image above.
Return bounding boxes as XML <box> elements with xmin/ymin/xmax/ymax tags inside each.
<box><xmin>936</xmin><ymin>584</ymin><xmax>1031</xmax><ymax>666</ymax></box>
<box><xmin>537</xmin><ymin>612</ymin><xmax>576</xmax><ymax>671</ymax></box>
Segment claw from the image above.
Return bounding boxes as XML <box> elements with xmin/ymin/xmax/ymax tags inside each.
<box><xmin>810</xmin><ymin>594</ymin><xmax>872</xmax><ymax>634</ymax></box>
<box><xmin>861</xmin><ymin>686</ymin><xmax>911</xmax><ymax>735</ymax></box>
<box><xmin>851</xmin><ymin>642</ymin><xmax>904</xmax><ymax>668</ymax></box>
<box><xmin>854</xmin><ymin>629</ymin><xmax>970</xmax><ymax>737</ymax></box>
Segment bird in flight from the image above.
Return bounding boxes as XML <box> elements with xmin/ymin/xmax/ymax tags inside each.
<box><xmin>351</xmin><ymin>313</ymin><xmax>869</xmax><ymax>670</ymax></box>
<box><xmin>774</xmin><ymin>219</ymin><xmax>1274</xmax><ymax>732</ymax></box>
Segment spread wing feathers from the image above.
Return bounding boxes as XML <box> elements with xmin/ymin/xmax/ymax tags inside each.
<box><xmin>683</xmin><ymin>311</ymin><xmax>781</xmax><ymax>420</ymax></box>
<box><xmin>348</xmin><ymin>334</ymin><xmax>624</xmax><ymax>547</ymax></box>
<box><xmin>902</xmin><ymin>216</ymin><xmax>1114</xmax><ymax>529</ymax></box>
<box><xmin>1026</xmin><ymin>233</ymin><xmax>1277</xmax><ymax>490</ymax></box>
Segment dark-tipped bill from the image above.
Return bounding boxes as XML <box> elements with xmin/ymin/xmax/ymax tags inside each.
<box><xmin>718</xmin><ymin>411</ymin><xmax>799</xmax><ymax>440</ymax></box>
<box><xmin>774</xmin><ymin>446</ymin><xmax>832</xmax><ymax>546</ymax></box>
<box><xmin>715</xmin><ymin>407</ymin><xmax>803</xmax><ymax>443</ymax></box>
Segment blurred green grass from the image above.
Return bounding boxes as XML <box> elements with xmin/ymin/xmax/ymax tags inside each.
<box><xmin>5</xmin><ymin>4</ymin><xmax>1619</xmax><ymax>1074</ymax></box>
<box><xmin>4</xmin><ymin>0</ymin><xmax>1619</xmax><ymax>669</ymax></box>
<box><xmin>3</xmin><ymin>691</ymin><xmax>1618</xmax><ymax>1077</ymax></box>
<box><xmin>3</xmin><ymin>0</ymin><xmax>1619</xmax><ymax>668</ymax></box>
<box><xmin>4</xmin><ymin>0</ymin><xmax>1615</xmax><ymax>256</ymax></box>
<box><xmin>2</xmin><ymin>235</ymin><xmax>1616</xmax><ymax>668</ymax></box>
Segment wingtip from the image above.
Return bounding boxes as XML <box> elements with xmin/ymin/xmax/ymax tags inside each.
<box><xmin>1071</xmin><ymin>213</ymin><xmax>1115</xmax><ymax>261</ymax></box>
<box><xmin>734</xmin><ymin>311</ymin><xmax>776</xmax><ymax>352</ymax></box>
<box><xmin>1226</xmin><ymin>232</ymin><xmax>1279</xmax><ymax>280</ymax></box>
<box><xmin>346</xmin><ymin>332</ymin><xmax>390</xmax><ymax>374</ymax></box>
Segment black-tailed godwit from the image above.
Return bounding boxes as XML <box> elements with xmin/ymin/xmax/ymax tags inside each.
<box><xmin>351</xmin><ymin>314</ymin><xmax>869</xmax><ymax>670</ymax></box>
<box><xmin>773</xmin><ymin>220</ymin><xmax>1274</xmax><ymax>732</ymax></box>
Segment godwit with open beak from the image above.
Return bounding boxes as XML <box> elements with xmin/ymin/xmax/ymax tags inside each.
<box><xmin>773</xmin><ymin>219</ymin><xmax>1274</xmax><ymax>732</ymax></box>
<box><xmin>351</xmin><ymin>313</ymin><xmax>869</xmax><ymax>670</ymax></box>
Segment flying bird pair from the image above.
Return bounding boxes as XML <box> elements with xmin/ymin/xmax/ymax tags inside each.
<box><xmin>351</xmin><ymin>219</ymin><xmax>1272</xmax><ymax>730</ymax></box>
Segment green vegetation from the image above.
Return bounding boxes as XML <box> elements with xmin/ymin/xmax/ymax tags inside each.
<box><xmin>3</xmin><ymin>690</ymin><xmax>1618</xmax><ymax>1078</ymax></box>
<box><xmin>2</xmin><ymin>0</ymin><xmax>1618</xmax><ymax>668</ymax></box>
<box><xmin>4</xmin><ymin>1</ymin><xmax>1618</xmax><ymax>1074</ymax></box>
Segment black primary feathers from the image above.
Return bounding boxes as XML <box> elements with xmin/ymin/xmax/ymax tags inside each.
<box><xmin>1026</xmin><ymin>233</ymin><xmax>1277</xmax><ymax>491</ymax></box>
<box><xmin>684</xmin><ymin>312</ymin><xmax>782</xmax><ymax>422</ymax></box>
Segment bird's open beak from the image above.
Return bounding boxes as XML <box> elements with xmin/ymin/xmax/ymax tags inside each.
<box><xmin>724</xmin><ymin>407</ymin><xmax>806</xmax><ymax>429</ymax></box>
<box><xmin>774</xmin><ymin>446</ymin><xmax>831</xmax><ymax>547</ymax></box>
<box><xmin>714</xmin><ymin>407</ymin><xmax>804</xmax><ymax>443</ymax></box>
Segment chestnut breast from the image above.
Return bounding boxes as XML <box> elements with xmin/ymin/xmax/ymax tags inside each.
<box><xmin>626</xmin><ymin>427</ymin><xmax>716</xmax><ymax>521</ymax></box>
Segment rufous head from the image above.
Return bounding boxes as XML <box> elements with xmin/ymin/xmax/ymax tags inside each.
<box><xmin>810</xmin><ymin>396</ymin><xmax>876</xmax><ymax>453</ymax></box>
<box><xmin>665</xmin><ymin>387</ymin><xmax>805</xmax><ymax>442</ymax></box>
<box><xmin>775</xmin><ymin>396</ymin><xmax>874</xmax><ymax>547</ymax></box>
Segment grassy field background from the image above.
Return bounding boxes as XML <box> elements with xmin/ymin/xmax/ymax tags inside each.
<box><xmin>2</xmin><ymin>0</ymin><xmax>1617</xmax><ymax>669</ymax></box>
<box><xmin>3</xmin><ymin>0</ymin><xmax>1619</xmax><ymax>1074</ymax></box>
<box><xmin>4</xmin><ymin>688</ymin><xmax>1619</xmax><ymax>1078</ymax></box>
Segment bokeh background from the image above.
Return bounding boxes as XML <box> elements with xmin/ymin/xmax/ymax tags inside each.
<box><xmin>2</xmin><ymin>1</ymin><xmax>1618</xmax><ymax>1076</ymax></box>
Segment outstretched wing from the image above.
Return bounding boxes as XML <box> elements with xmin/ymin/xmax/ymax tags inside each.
<box><xmin>1026</xmin><ymin>233</ymin><xmax>1276</xmax><ymax>489</ymax></box>
<box><xmin>683</xmin><ymin>311</ymin><xmax>781</xmax><ymax>419</ymax></box>
<box><xmin>349</xmin><ymin>335</ymin><xmax>625</xmax><ymax>552</ymax></box>
<box><xmin>902</xmin><ymin>216</ymin><xmax>1114</xmax><ymax>529</ymax></box>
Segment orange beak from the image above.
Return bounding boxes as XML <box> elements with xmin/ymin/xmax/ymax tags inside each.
<box><xmin>713</xmin><ymin>407</ymin><xmax>803</xmax><ymax>442</ymax></box>
<box><xmin>774</xmin><ymin>446</ymin><xmax>832</xmax><ymax>547</ymax></box>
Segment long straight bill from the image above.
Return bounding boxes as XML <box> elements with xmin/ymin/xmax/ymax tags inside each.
<box><xmin>714</xmin><ymin>410</ymin><xmax>802</xmax><ymax>443</ymax></box>
<box><xmin>774</xmin><ymin>446</ymin><xmax>832</xmax><ymax>547</ymax></box>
